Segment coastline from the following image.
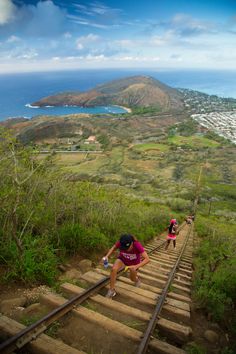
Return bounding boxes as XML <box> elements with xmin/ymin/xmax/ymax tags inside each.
<box><xmin>113</xmin><ymin>105</ymin><xmax>132</xmax><ymax>113</ymax></box>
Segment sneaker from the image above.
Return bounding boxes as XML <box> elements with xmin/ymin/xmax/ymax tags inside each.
<box><xmin>105</xmin><ymin>288</ymin><xmax>116</xmax><ymax>298</ymax></box>
<box><xmin>135</xmin><ymin>277</ymin><xmax>141</xmax><ymax>287</ymax></box>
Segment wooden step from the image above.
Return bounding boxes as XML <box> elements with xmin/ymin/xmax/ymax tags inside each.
<box><xmin>60</xmin><ymin>282</ymin><xmax>192</xmax><ymax>344</ymax></box>
<box><xmin>0</xmin><ymin>315</ymin><xmax>85</xmax><ymax>354</ymax></box>
<box><xmin>40</xmin><ymin>292</ymin><xmax>186</xmax><ymax>354</ymax></box>
<box><xmin>82</xmin><ymin>271</ymin><xmax>190</xmax><ymax>323</ymax></box>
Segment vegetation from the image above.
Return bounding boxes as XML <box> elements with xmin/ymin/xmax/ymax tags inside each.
<box><xmin>132</xmin><ymin>142</ymin><xmax>169</xmax><ymax>152</ymax></box>
<box><xmin>0</xmin><ymin>129</ymin><xmax>172</xmax><ymax>284</ymax></box>
<box><xmin>185</xmin><ymin>342</ymin><xmax>206</xmax><ymax>354</ymax></box>
<box><xmin>168</xmin><ymin>135</ymin><xmax>220</xmax><ymax>148</ymax></box>
<box><xmin>193</xmin><ymin>216</ymin><xmax>236</xmax><ymax>340</ymax></box>
<box><xmin>1</xmin><ymin>107</ymin><xmax>236</xmax><ymax>350</ymax></box>
<box><xmin>31</xmin><ymin>75</ymin><xmax>184</xmax><ymax>112</ymax></box>
<box><xmin>130</xmin><ymin>106</ymin><xmax>161</xmax><ymax>115</ymax></box>
<box><xmin>175</xmin><ymin>118</ymin><xmax>199</xmax><ymax>136</ymax></box>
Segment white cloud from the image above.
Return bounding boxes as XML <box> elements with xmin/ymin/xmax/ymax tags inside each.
<box><xmin>117</xmin><ymin>56</ymin><xmax>160</xmax><ymax>62</ymax></box>
<box><xmin>67</xmin><ymin>14</ymin><xmax>109</xmax><ymax>29</ymax></box>
<box><xmin>17</xmin><ymin>50</ymin><xmax>38</xmax><ymax>60</ymax></box>
<box><xmin>149</xmin><ymin>36</ymin><xmax>167</xmax><ymax>46</ymax></box>
<box><xmin>0</xmin><ymin>0</ymin><xmax>67</xmax><ymax>37</ymax></box>
<box><xmin>76</xmin><ymin>33</ymin><xmax>100</xmax><ymax>50</ymax></box>
<box><xmin>52</xmin><ymin>56</ymin><xmax>60</xmax><ymax>61</ymax></box>
<box><xmin>63</xmin><ymin>32</ymin><xmax>72</xmax><ymax>39</ymax></box>
<box><xmin>0</xmin><ymin>0</ymin><xmax>16</xmax><ymax>25</ymax></box>
<box><xmin>85</xmin><ymin>54</ymin><xmax>107</xmax><ymax>61</ymax></box>
<box><xmin>7</xmin><ymin>35</ymin><xmax>20</xmax><ymax>43</ymax></box>
<box><xmin>170</xmin><ymin>13</ymin><xmax>215</xmax><ymax>36</ymax></box>
<box><xmin>115</xmin><ymin>39</ymin><xmax>137</xmax><ymax>48</ymax></box>
<box><xmin>76</xmin><ymin>43</ymin><xmax>84</xmax><ymax>50</ymax></box>
<box><xmin>72</xmin><ymin>2</ymin><xmax>122</xmax><ymax>19</ymax></box>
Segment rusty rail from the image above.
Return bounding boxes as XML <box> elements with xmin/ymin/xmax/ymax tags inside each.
<box><xmin>137</xmin><ymin>223</ymin><xmax>193</xmax><ymax>354</ymax></box>
<box><xmin>0</xmin><ymin>233</ymin><xmax>169</xmax><ymax>353</ymax></box>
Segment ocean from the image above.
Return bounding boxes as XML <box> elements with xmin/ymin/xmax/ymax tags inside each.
<box><xmin>0</xmin><ymin>69</ymin><xmax>236</xmax><ymax>121</ymax></box>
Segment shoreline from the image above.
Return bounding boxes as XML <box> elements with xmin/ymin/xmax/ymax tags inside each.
<box><xmin>0</xmin><ymin>104</ymin><xmax>130</xmax><ymax>122</ymax></box>
<box><xmin>113</xmin><ymin>105</ymin><xmax>132</xmax><ymax>113</ymax></box>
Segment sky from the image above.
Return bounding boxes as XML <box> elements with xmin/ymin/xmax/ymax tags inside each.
<box><xmin>0</xmin><ymin>0</ymin><xmax>236</xmax><ymax>73</ymax></box>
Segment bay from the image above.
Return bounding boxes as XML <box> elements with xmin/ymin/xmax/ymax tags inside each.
<box><xmin>0</xmin><ymin>68</ymin><xmax>236</xmax><ymax>121</ymax></box>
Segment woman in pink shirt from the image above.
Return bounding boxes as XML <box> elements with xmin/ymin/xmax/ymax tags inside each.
<box><xmin>165</xmin><ymin>219</ymin><xmax>178</xmax><ymax>250</ymax></box>
<box><xmin>103</xmin><ymin>234</ymin><xmax>150</xmax><ymax>298</ymax></box>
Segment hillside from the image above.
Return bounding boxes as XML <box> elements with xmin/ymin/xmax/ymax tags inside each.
<box><xmin>3</xmin><ymin>110</ymin><xmax>185</xmax><ymax>145</ymax></box>
<box><xmin>1</xmin><ymin>98</ymin><xmax>236</xmax><ymax>353</ymax></box>
<box><xmin>31</xmin><ymin>75</ymin><xmax>184</xmax><ymax>111</ymax></box>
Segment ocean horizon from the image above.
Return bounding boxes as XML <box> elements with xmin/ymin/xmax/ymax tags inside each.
<box><xmin>0</xmin><ymin>68</ymin><xmax>236</xmax><ymax>121</ymax></box>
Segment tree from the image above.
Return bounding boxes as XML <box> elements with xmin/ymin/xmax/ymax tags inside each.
<box><xmin>0</xmin><ymin>129</ymin><xmax>52</xmax><ymax>255</ymax></box>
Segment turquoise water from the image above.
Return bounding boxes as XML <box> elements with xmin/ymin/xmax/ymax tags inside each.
<box><xmin>0</xmin><ymin>69</ymin><xmax>236</xmax><ymax>121</ymax></box>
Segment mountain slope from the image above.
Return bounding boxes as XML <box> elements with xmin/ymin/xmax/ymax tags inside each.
<box><xmin>32</xmin><ymin>75</ymin><xmax>184</xmax><ymax>111</ymax></box>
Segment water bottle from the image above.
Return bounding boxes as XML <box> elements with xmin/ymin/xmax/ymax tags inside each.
<box><xmin>103</xmin><ymin>257</ymin><xmax>109</xmax><ymax>268</ymax></box>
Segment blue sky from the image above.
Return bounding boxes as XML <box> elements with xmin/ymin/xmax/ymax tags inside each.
<box><xmin>0</xmin><ymin>0</ymin><xmax>236</xmax><ymax>72</ymax></box>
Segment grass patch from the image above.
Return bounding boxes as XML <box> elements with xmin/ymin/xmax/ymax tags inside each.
<box><xmin>21</xmin><ymin>314</ymin><xmax>42</xmax><ymax>327</ymax></box>
<box><xmin>46</xmin><ymin>321</ymin><xmax>60</xmax><ymax>338</ymax></box>
<box><xmin>168</xmin><ymin>135</ymin><xmax>220</xmax><ymax>148</ymax></box>
<box><xmin>185</xmin><ymin>342</ymin><xmax>206</xmax><ymax>354</ymax></box>
<box><xmin>55</xmin><ymin>152</ymin><xmax>88</xmax><ymax>165</ymax></box>
<box><xmin>62</xmin><ymin>154</ymin><xmax>108</xmax><ymax>174</ymax></box>
<box><xmin>132</xmin><ymin>142</ymin><xmax>169</xmax><ymax>152</ymax></box>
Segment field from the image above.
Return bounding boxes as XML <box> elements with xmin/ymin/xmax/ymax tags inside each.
<box><xmin>40</xmin><ymin>115</ymin><xmax>234</xmax><ymax>220</ymax></box>
<box><xmin>27</xmin><ymin>110</ymin><xmax>236</xmax><ymax>217</ymax></box>
<box><xmin>168</xmin><ymin>135</ymin><xmax>220</xmax><ymax>148</ymax></box>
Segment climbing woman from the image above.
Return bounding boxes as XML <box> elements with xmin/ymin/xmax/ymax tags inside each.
<box><xmin>165</xmin><ymin>219</ymin><xmax>178</xmax><ymax>250</ymax></box>
<box><xmin>102</xmin><ymin>234</ymin><xmax>150</xmax><ymax>298</ymax></box>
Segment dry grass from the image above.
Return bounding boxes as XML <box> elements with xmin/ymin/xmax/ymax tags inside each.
<box><xmin>55</xmin><ymin>153</ymin><xmax>88</xmax><ymax>165</ymax></box>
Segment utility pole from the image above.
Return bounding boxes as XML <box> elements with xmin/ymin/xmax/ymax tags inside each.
<box><xmin>192</xmin><ymin>165</ymin><xmax>203</xmax><ymax>215</ymax></box>
<box><xmin>208</xmin><ymin>198</ymin><xmax>212</xmax><ymax>216</ymax></box>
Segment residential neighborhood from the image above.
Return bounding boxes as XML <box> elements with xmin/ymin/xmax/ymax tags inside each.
<box><xmin>179</xmin><ymin>88</ymin><xmax>236</xmax><ymax>144</ymax></box>
<box><xmin>191</xmin><ymin>111</ymin><xmax>236</xmax><ymax>143</ymax></box>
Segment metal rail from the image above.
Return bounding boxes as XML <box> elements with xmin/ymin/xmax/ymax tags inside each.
<box><xmin>0</xmin><ymin>275</ymin><xmax>111</xmax><ymax>354</ymax></box>
<box><xmin>0</xmin><ymin>223</ymin><xmax>187</xmax><ymax>353</ymax></box>
<box><xmin>137</xmin><ymin>223</ymin><xmax>193</xmax><ymax>354</ymax></box>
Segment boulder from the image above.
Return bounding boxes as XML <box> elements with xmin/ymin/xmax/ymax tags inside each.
<box><xmin>11</xmin><ymin>306</ymin><xmax>25</xmax><ymax>321</ymax></box>
<box><xmin>23</xmin><ymin>303</ymin><xmax>42</xmax><ymax>316</ymax></box>
<box><xmin>78</xmin><ymin>259</ymin><xmax>93</xmax><ymax>273</ymax></box>
<box><xmin>58</xmin><ymin>265</ymin><xmax>67</xmax><ymax>272</ymax></box>
<box><xmin>0</xmin><ymin>297</ymin><xmax>27</xmax><ymax>315</ymax></box>
<box><xmin>204</xmin><ymin>329</ymin><xmax>218</xmax><ymax>343</ymax></box>
<box><xmin>59</xmin><ymin>268</ymin><xmax>82</xmax><ymax>281</ymax></box>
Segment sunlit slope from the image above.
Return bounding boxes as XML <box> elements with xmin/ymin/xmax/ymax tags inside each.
<box><xmin>31</xmin><ymin>75</ymin><xmax>184</xmax><ymax>111</ymax></box>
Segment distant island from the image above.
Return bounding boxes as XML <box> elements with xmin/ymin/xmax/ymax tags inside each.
<box><xmin>31</xmin><ymin>75</ymin><xmax>184</xmax><ymax>112</ymax></box>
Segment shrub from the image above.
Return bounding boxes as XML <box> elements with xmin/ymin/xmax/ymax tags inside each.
<box><xmin>3</xmin><ymin>235</ymin><xmax>58</xmax><ymax>285</ymax></box>
<box><xmin>56</xmin><ymin>223</ymin><xmax>108</xmax><ymax>256</ymax></box>
<box><xmin>193</xmin><ymin>216</ymin><xmax>236</xmax><ymax>323</ymax></box>
<box><xmin>166</xmin><ymin>197</ymin><xmax>192</xmax><ymax>212</ymax></box>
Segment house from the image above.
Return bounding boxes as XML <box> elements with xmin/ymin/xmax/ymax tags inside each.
<box><xmin>84</xmin><ymin>135</ymin><xmax>98</xmax><ymax>144</ymax></box>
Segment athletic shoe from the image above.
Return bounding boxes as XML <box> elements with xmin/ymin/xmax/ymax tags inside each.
<box><xmin>105</xmin><ymin>288</ymin><xmax>117</xmax><ymax>298</ymax></box>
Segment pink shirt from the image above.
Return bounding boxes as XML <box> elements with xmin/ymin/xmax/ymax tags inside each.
<box><xmin>115</xmin><ymin>241</ymin><xmax>145</xmax><ymax>266</ymax></box>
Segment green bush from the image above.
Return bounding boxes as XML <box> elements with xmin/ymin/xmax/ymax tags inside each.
<box><xmin>166</xmin><ymin>197</ymin><xmax>192</xmax><ymax>212</ymax></box>
<box><xmin>56</xmin><ymin>223</ymin><xmax>108</xmax><ymax>256</ymax></box>
<box><xmin>3</xmin><ymin>236</ymin><xmax>57</xmax><ymax>285</ymax></box>
<box><xmin>176</xmin><ymin>119</ymin><xmax>199</xmax><ymax>136</ymax></box>
<box><xmin>193</xmin><ymin>216</ymin><xmax>236</xmax><ymax>323</ymax></box>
